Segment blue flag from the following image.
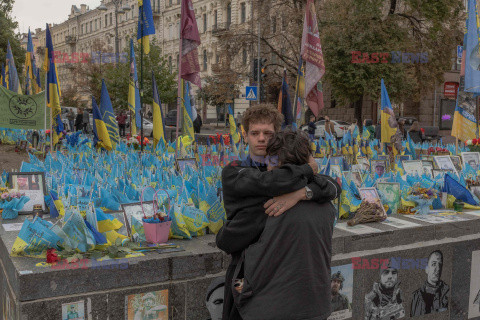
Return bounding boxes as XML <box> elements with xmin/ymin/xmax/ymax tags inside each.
<box><xmin>465</xmin><ymin>0</ymin><xmax>480</xmax><ymax>93</ymax></box>
<box><xmin>100</xmin><ymin>79</ymin><xmax>120</xmax><ymax>147</ymax></box>
<box><xmin>137</xmin><ymin>0</ymin><xmax>156</xmax><ymax>54</ymax></box>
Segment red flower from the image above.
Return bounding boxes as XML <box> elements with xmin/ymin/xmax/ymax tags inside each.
<box><xmin>46</xmin><ymin>248</ymin><xmax>59</xmax><ymax>264</ymax></box>
<box><xmin>473</xmin><ymin>139</ymin><xmax>478</xmax><ymax>145</ymax></box>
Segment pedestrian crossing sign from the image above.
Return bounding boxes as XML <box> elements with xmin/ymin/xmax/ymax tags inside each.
<box><xmin>246</xmin><ymin>86</ymin><xmax>258</xmax><ymax>101</ymax></box>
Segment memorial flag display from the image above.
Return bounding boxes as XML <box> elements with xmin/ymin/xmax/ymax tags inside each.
<box><xmin>300</xmin><ymin>0</ymin><xmax>325</xmax><ymax>116</ymax></box>
<box><xmin>180</xmin><ymin>0</ymin><xmax>201</xmax><ymax>88</ymax></box>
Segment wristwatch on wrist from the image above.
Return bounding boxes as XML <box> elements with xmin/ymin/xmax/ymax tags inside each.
<box><xmin>305</xmin><ymin>186</ymin><xmax>313</xmax><ymax>200</ymax></box>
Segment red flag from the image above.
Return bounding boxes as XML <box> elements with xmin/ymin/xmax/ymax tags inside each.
<box><xmin>301</xmin><ymin>0</ymin><xmax>325</xmax><ymax>117</ymax></box>
<box><xmin>181</xmin><ymin>0</ymin><xmax>201</xmax><ymax>88</ymax></box>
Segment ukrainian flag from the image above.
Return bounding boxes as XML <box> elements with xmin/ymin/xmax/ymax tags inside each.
<box><xmin>26</xmin><ymin>29</ymin><xmax>41</xmax><ymax>94</ymax></box>
<box><xmin>92</xmin><ymin>96</ymin><xmax>113</xmax><ymax>151</ymax></box>
<box><xmin>100</xmin><ymin>79</ymin><xmax>120</xmax><ymax>147</ymax></box>
<box><xmin>380</xmin><ymin>79</ymin><xmax>397</xmax><ymax>144</ymax></box>
<box><xmin>181</xmin><ymin>80</ymin><xmax>195</xmax><ymax>140</ymax></box>
<box><xmin>44</xmin><ymin>24</ymin><xmax>62</xmax><ymax>145</ymax></box>
<box><xmin>49</xmin><ymin>190</ymin><xmax>65</xmax><ymax>218</ymax></box>
<box><xmin>95</xmin><ymin>208</ymin><xmax>123</xmax><ymax>233</ymax></box>
<box><xmin>137</xmin><ymin>0</ymin><xmax>155</xmax><ymax>54</ymax></box>
<box><xmin>228</xmin><ymin>105</ymin><xmax>241</xmax><ymax>144</ymax></box>
<box><xmin>152</xmin><ymin>71</ymin><xmax>166</xmax><ymax>147</ymax></box>
<box><xmin>128</xmin><ymin>39</ymin><xmax>141</xmax><ymax>136</ymax></box>
<box><xmin>1</xmin><ymin>65</ymin><xmax>5</xmax><ymax>88</ymax></box>
<box><xmin>451</xmin><ymin>91</ymin><xmax>477</xmax><ymax>142</ymax></box>
<box><xmin>6</xmin><ymin>40</ymin><xmax>22</xmax><ymax>94</ymax></box>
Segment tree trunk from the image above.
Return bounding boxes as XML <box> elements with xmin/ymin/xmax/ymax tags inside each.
<box><xmin>353</xmin><ymin>97</ymin><xmax>363</xmax><ymax>127</ymax></box>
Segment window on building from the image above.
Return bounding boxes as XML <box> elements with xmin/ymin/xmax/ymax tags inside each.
<box><xmin>177</xmin><ymin>0</ymin><xmax>180</xmax><ymax>4</ymax></box>
<box><xmin>203</xmin><ymin>14</ymin><xmax>207</xmax><ymax>33</ymax></box>
<box><xmin>95</xmin><ymin>19</ymin><xmax>98</xmax><ymax>31</ymax></box>
<box><xmin>241</xmin><ymin>3</ymin><xmax>246</xmax><ymax>23</ymax></box>
<box><xmin>105</xmin><ymin>14</ymin><xmax>108</xmax><ymax>27</ymax></box>
<box><xmin>203</xmin><ymin>50</ymin><xmax>208</xmax><ymax>71</ymax></box>
<box><xmin>90</xmin><ymin>21</ymin><xmax>92</xmax><ymax>33</ymax></box>
<box><xmin>242</xmin><ymin>49</ymin><xmax>247</xmax><ymax>64</ymax></box>
<box><xmin>110</xmin><ymin>13</ymin><xmax>113</xmax><ymax>25</ymax></box>
<box><xmin>214</xmin><ymin>10</ymin><xmax>218</xmax><ymax>29</ymax></box>
<box><xmin>271</xmin><ymin>16</ymin><xmax>276</xmax><ymax>33</ymax></box>
<box><xmin>226</xmin><ymin>3</ymin><xmax>231</xmax><ymax>28</ymax></box>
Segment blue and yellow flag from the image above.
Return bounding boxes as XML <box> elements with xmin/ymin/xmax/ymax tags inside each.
<box><xmin>137</xmin><ymin>0</ymin><xmax>155</xmax><ymax>54</ymax></box>
<box><xmin>92</xmin><ymin>96</ymin><xmax>112</xmax><ymax>151</ymax></box>
<box><xmin>1</xmin><ymin>65</ymin><xmax>5</xmax><ymax>88</ymax></box>
<box><xmin>6</xmin><ymin>40</ymin><xmax>22</xmax><ymax>94</ymax></box>
<box><xmin>152</xmin><ymin>71</ymin><xmax>166</xmax><ymax>147</ymax></box>
<box><xmin>128</xmin><ymin>39</ymin><xmax>141</xmax><ymax>136</ymax></box>
<box><xmin>181</xmin><ymin>80</ymin><xmax>195</xmax><ymax>140</ymax></box>
<box><xmin>380</xmin><ymin>79</ymin><xmax>397</xmax><ymax>144</ymax></box>
<box><xmin>451</xmin><ymin>91</ymin><xmax>477</xmax><ymax>142</ymax></box>
<box><xmin>26</xmin><ymin>29</ymin><xmax>41</xmax><ymax>94</ymax></box>
<box><xmin>228</xmin><ymin>105</ymin><xmax>241</xmax><ymax>144</ymax></box>
<box><xmin>100</xmin><ymin>79</ymin><xmax>120</xmax><ymax>147</ymax></box>
<box><xmin>44</xmin><ymin>25</ymin><xmax>62</xmax><ymax>145</ymax></box>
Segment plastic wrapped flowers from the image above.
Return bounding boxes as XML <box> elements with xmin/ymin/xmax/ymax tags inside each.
<box><xmin>0</xmin><ymin>190</ymin><xmax>30</xmax><ymax>220</ymax></box>
<box><xmin>406</xmin><ymin>186</ymin><xmax>439</xmax><ymax>215</ymax></box>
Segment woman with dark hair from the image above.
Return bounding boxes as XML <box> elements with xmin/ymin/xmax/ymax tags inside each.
<box><xmin>217</xmin><ymin>130</ymin><xmax>339</xmax><ymax>320</ymax></box>
<box><xmin>408</xmin><ymin>121</ymin><xmax>423</xmax><ymax>144</ymax></box>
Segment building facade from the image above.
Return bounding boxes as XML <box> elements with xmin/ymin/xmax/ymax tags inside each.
<box><xmin>34</xmin><ymin>0</ymin><xmax>252</xmax><ymax>121</ymax></box>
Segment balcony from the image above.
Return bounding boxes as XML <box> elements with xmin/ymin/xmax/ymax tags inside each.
<box><xmin>152</xmin><ymin>8</ymin><xmax>161</xmax><ymax>18</ymax></box>
<box><xmin>66</xmin><ymin>35</ymin><xmax>77</xmax><ymax>45</ymax></box>
<box><xmin>212</xmin><ymin>22</ymin><xmax>230</xmax><ymax>36</ymax></box>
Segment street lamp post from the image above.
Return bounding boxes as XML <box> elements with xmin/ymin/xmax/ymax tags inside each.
<box><xmin>98</xmin><ymin>0</ymin><xmax>130</xmax><ymax>63</ymax></box>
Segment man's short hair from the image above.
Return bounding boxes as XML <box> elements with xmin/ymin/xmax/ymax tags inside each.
<box><xmin>266</xmin><ymin>130</ymin><xmax>312</xmax><ymax>166</ymax></box>
<box><xmin>427</xmin><ymin>250</ymin><xmax>443</xmax><ymax>263</ymax></box>
<box><xmin>242</xmin><ymin>104</ymin><xmax>284</xmax><ymax>133</ymax></box>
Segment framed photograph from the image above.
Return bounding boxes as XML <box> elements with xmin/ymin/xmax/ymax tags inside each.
<box><xmin>377</xmin><ymin>182</ymin><xmax>401</xmax><ymax>214</ymax></box>
<box><xmin>432</xmin><ymin>169</ymin><xmax>446</xmax><ymax>177</ymax></box>
<box><xmin>330</xmin><ymin>156</ymin><xmax>345</xmax><ymax>170</ymax></box>
<box><xmin>461</xmin><ymin>152</ymin><xmax>480</xmax><ymax>170</ymax></box>
<box><xmin>359</xmin><ymin>187</ymin><xmax>387</xmax><ymax>217</ymax></box>
<box><xmin>449</xmin><ymin>156</ymin><xmax>462</xmax><ymax>172</ymax></box>
<box><xmin>421</xmin><ymin>161</ymin><xmax>434</xmax><ymax>177</ymax></box>
<box><xmin>434</xmin><ymin>155</ymin><xmax>457</xmax><ymax>173</ymax></box>
<box><xmin>371</xmin><ymin>160</ymin><xmax>387</xmax><ymax>177</ymax></box>
<box><xmin>330</xmin><ymin>165</ymin><xmax>342</xmax><ymax>178</ymax></box>
<box><xmin>121</xmin><ymin>201</ymin><xmax>156</xmax><ymax>238</ymax></box>
<box><xmin>357</xmin><ymin>157</ymin><xmax>370</xmax><ymax>172</ymax></box>
<box><xmin>175</xmin><ymin>157</ymin><xmax>198</xmax><ymax>174</ymax></box>
<box><xmin>351</xmin><ymin>171</ymin><xmax>363</xmax><ymax>188</ymax></box>
<box><xmin>402</xmin><ymin>160</ymin><xmax>424</xmax><ymax>176</ymax></box>
<box><xmin>396</xmin><ymin>155</ymin><xmax>411</xmax><ymax>162</ymax></box>
<box><xmin>8</xmin><ymin>172</ymin><xmax>47</xmax><ymax>214</ymax></box>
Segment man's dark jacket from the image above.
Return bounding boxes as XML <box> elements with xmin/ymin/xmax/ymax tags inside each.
<box><xmin>217</xmin><ymin>157</ymin><xmax>341</xmax><ymax>320</ymax></box>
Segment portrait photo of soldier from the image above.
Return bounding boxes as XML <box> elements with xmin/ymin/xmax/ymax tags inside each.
<box><xmin>331</xmin><ymin>271</ymin><xmax>351</xmax><ymax>312</ymax></box>
<box><xmin>364</xmin><ymin>261</ymin><xmax>405</xmax><ymax>320</ymax></box>
<box><xmin>410</xmin><ymin>250</ymin><xmax>449</xmax><ymax>316</ymax></box>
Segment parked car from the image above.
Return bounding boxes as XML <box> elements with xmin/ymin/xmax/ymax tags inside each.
<box><xmin>164</xmin><ymin>110</ymin><xmax>177</xmax><ymax>127</ymax></box>
<box><xmin>301</xmin><ymin>120</ymin><xmax>350</xmax><ymax>139</ymax></box>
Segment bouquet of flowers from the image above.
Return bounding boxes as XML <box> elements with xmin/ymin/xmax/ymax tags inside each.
<box><xmin>0</xmin><ymin>189</ymin><xmax>29</xmax><ymax>219</ymax></box>
<box><xmin>465</xmin><ymin>139</ymin><xmax>480</xmax><ymax>153</ymax></box>
<box><xmin>427</xmin><ymin>147</ymin><xmax>450</xmax><ymax>156</ymax></box>
<box><xmin>125</xmin><ymin>136</ymin><xmax>150</xmax><ymax>150</ymax></box>
<box><xmin>406</xmin><ymin>185</ymin><xmax>439</xmax><ymax>215</ymax></box>
<box><xmin>466</xmin><ymin>177</ymin><xmax>480</xmax><ymax>188</ymax></box>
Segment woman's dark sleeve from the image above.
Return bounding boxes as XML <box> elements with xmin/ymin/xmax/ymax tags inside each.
<box><xmin>307</xmin><ymin>174</ymin><xmax>342</xmax><ymax>203</ymax></box>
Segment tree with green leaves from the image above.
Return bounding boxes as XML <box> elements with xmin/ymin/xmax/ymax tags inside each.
<box><xmin>321</xmin><ymin>0</ymin><xmax>464</xmax><ymax>123</ymax></box>
<box><xmin>72</xmin><ymin>39</ymin><xmax>176</xmax><ymax>111</ymax></box>
<box><xmin>0</xmin><ymin>0</ymin><xmax>26</xmax><ymax>77</ymax></box>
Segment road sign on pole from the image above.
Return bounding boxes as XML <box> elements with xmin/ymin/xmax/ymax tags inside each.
<box><xmin>246</xmin><ymin>86</ymin><xmax>258</xmax><ymax>101</ymax></box>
